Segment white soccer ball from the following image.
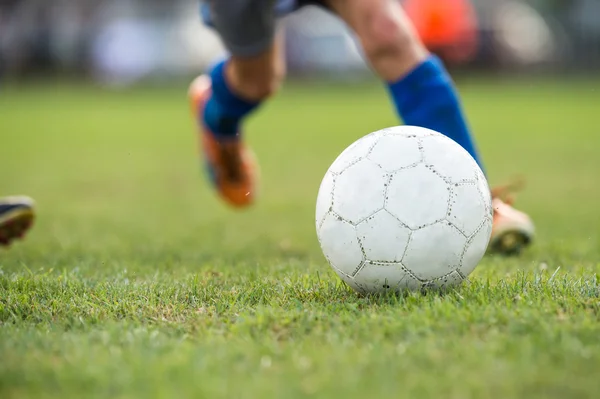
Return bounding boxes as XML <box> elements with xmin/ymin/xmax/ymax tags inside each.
<box><xmin>315</xmin><ymin>126</ymin><xmax>493</xmax><ymax>294</ymax></box>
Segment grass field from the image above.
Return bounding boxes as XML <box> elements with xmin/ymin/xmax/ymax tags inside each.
<box><xmin>1</xmin><ymin>76</ymin><xmax>599</xmax><ymax>398</ymax></box>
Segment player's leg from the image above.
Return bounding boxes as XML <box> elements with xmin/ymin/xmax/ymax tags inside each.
<box><xmin>325</xmin><ymin>0</ymin><xmax>482</xmax><ymax>167</ymax></box>
<box><xmin>0</xmin><ymin>196</ymin><xmax>35</xmax><ymax>247</ymax></box>
<box><xmin>191</xmin><ymin>0</ymin><xmax>285</xmax><ymax>207</ymax></box>
<box><xmin>323</xmin><ymin>0</ymin><xmax>533</xmax><ymax>254</ymax></box>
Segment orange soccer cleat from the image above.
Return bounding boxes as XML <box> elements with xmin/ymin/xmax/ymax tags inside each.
<box><xmin>188</xmin><ymin>75</ymin><xmax>259</xmax><ymax>208</ymax></box>
<box><xmin>488</xmin><ymin>180</ymin><xmax>535</xmax><ymax>255</ymax></box>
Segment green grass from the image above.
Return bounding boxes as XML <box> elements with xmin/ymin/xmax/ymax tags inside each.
<box><xmin>0</xmin><ymin>76</ymin><xmax>599</xmax><ymax>398</ymax></box>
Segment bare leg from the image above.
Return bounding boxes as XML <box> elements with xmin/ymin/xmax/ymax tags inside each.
<box><xmin>326</xmin><ymin>0</ymin><xmax>428</xmax><ymax>81</ymax></box>
<box><xmin>225</xmin><ymin>31</ymin><xmax>286</xmax><ymax>102</ymax></box>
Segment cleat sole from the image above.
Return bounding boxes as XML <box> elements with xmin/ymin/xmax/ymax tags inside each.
<box><xmin>489</xmin><ymin>230</ymin><xmax>532</xmax><ymax>256</ymax></box>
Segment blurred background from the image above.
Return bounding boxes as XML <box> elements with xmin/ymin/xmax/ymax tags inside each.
<box><xmin>1</xmin><ymin>0</ymin><xmax>599</xmax><ymax>84</ymax></box>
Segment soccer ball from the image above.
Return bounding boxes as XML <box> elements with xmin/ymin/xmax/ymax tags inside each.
<box><xmin>315</xmin><ymin>126</ymin><xmax>492</xmax><ymax>294</ymax></box>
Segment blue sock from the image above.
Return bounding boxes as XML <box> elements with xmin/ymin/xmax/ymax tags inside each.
<box><xmin>386</xmin><ymin>55</ymin><xmax>484</xmax><ymax>171</ymax></box>
<box><xmin>203</xmin><ymin>59</ymin><xmax>261</xmax><ymax>137</ymax></box>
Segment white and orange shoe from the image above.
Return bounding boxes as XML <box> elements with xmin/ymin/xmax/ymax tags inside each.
<box><xmin>188</xmin><ymin>75</ymin><xmax>259</xmax><ymax>208</ymax></box>
<box><xmin>488</xmin><ymin>181</ymin><xmax>534</xmax><ymax>255</ymax></box>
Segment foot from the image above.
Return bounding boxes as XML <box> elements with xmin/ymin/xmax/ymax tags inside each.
<box><xmin>488</xmin><ymin>180</ymin><xmax>534</xmax><ymax>255</ymax></box>
<box><xmin>0</xmin><ymin>196</ymin><xmax>35</xmax><ymax>247</ymax></box>
<box><xmin>188</xmin><ymin>75</ymin><xmax>258</xmax><ymax>208</ymax></box>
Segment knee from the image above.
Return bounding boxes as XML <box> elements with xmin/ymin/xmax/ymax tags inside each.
<box><xmin>228</xmin><ymin>56</ymin><xmax>285</xmax><ymax>100</ymax></box>
<box><xmin>356</xmin><ymin>7</ymin><xmax>424</xmax><ymax>66</ymax></box>
<box><xmin>247</xmin><ymin>62</ymin><xmax>285</xmax><ymax>99</ymax></box>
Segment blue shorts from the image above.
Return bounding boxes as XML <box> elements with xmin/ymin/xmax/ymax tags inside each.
<box><xmin>200</xmin><ymin>0</ymin><xmax>329</xmax><ymax>57</ymax></box>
